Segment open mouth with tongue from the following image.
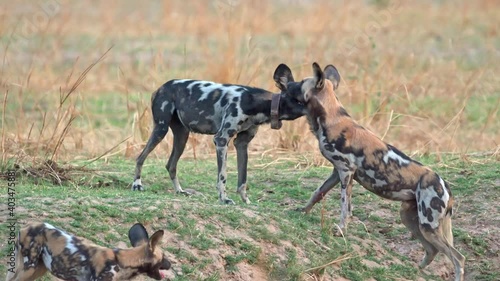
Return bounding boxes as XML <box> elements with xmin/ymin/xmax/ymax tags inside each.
<box><xmin>159</xmin><ymin>269</ymin><xmax>168</xmax><ymax>279</ymax></box>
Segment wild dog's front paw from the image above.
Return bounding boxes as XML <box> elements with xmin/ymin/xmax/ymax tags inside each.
<box><xmin>221</xmin><ymin>198</ymin><xmax>235</xmax><ymax>205</ymax></box>
<box><xmin>293</xmin><ymin>206</ymin><xmax>311</xmax><ymax>213</ymax></box>
<box><xmin>177</xmin><ymin>189</ymin><xmax>196</xmax><ymax>196</ymax></box>
<box><xmin>132</xmin><ymin>184</ymin><xmax>144</xmax><ymax>191</ymax></box>
<box><xmin>132</xmin><ymin>179</ymin><xmax>144</xmax><ymax>191</ymax></box>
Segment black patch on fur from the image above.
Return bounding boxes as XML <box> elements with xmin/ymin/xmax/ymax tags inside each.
<box><xmin>229</xmin><ymin>103</ymin><xmax>239</xmax><ymax>117</ymax></box>
<box><xmin>220</xmin><ymin>96</ymin><xmax>229</xmax><ymax>107</ymax></box>
<box><xmin>334</xmin><ymin>131</ymin><xmax>347</xmax><ymax>151</ymax></box>
<box><xmin>214</xmin><ymin>137</ymin><xmax>227</xmax><ymax>147</ymax></box>
<box><xmin>430</xmin><ymin>197</ymin><xmax>445</xmax><ymax>213</ymax></box>
<box><xmin>338</xmin><ymin>107</ymin><xmax>350</xmax><ymax>117</ymax></box>
<box><xmin>203</xmin><ymin>83</ymin><xmax>211</xmax><ymax>87</ymax></box>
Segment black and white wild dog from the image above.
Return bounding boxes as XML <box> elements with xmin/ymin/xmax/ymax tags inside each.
<box><xmin>132</xmin><ymin>64</ymin><xmax>306</xmax><ymax>204</ymax></box>
<box><xmin>279</xmin><ymin>62</ymin><xmax>465</xmax><ymax>281</ymax></box>
<box><xmin>6</xmin><ymin>222</ymin><xmax>171</xmax><ymax>281</ymax></box>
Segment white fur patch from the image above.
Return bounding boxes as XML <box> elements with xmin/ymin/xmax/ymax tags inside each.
<box><xmin>364</xmin><ymin>169</ymin><xmax>388</xmax><ymax>187</ymax></box>
<box><xmin>391</xmin><ymin>189</ymin><xmax>415</xmax><ymax>200</ymax></box>
<box><xmin>133</xmin><ymin>178</ymin><xmax>142</xmax><ymax>187</ymax></box>
<box><xmin>383</xmin><ymin>150</ymin><xmax>410</xmax><ymax>166</ymax></box>
<box><xmin>44</xmin><ymin>223</ymin><xmax>78</xmax><ymax>254</ymax></box>
<box><xmin>185</xmin><ymin>81</ymin><xmax>244</xmax><ymax>102</ymax></box>
<box><xmin>160</xmin><ymin>101</ymin><xmax>169</xmax><ymax>112</ymax></box>
<box><xmin>418</xmin><ymin>178</ymin><xmax>450</xmax><ymax>229</ymax></box>
<box><xmin>41</xmin><ymin>246</ymin><xmax>53</xmax><ymax>270</ymax></box>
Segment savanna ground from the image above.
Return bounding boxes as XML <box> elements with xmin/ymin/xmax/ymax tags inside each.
<box><xmin>0</xmin><ymin>0</ymin><xmax>499</xmax><ymax>280</ymax></box>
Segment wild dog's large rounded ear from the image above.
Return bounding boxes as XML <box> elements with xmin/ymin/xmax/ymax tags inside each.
<box><xmin>312</xmin><ymin>62</ymin><xmax>325</xmax><ymax>90</ymax></box>
<box><xmin>149</xmin><ymin>230</ymin><xmax>164</xmax><ymax>251</ymax></box>
<box><xmin>273</xmin><ymin>63</ymin><xmax>294</xmax><ymax>91</ymax></box>
<box><xmin>324</xmin><ymin>65</ymin><xmax>340</xmax><ymax>90</ymax></box>
<box><xmin>129</xmin><ymin>223</ymin><xmax>149</xmax><ymax>247</ymax></box>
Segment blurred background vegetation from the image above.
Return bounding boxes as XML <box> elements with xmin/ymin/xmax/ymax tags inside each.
<box><xmin>1</xmin><ymin>0</ymin><xmax>498</xmax><ymax>166</ymax></box>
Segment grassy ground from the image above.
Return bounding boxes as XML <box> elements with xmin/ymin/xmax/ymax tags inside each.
<box><xmin>0</xmin><ymin>154</ymin><xmax>498</xmax><ymax>280</ymax></box>
<box><xmin>0</xmin><ymin>0</ymin><xmax>499</xmax><ymax>165</ymax></box>
<box><xmin>1</xmin><ymin>0</ymin><xmax>499</xmax><ymax>280</ymax></box>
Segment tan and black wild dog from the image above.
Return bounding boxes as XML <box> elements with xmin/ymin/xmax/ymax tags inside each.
<box><xmin>6</xmin><ymin>222</ymin><xmax>171</xmax><ymax>281</ymax></box>
<box><xmin>278</xmin><ymin>62</ymin><xmax>465</xmax><ymax>281</ymax></box>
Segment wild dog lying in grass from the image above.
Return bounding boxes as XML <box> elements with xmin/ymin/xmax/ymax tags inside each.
<box><xmin>132</xmin><ymin>64</ymin><xmax>306</xmax><ymax>204</ymax></box>
<box><xmin>6</xmin><ymin>222</ymin><xmax>171</xmax><ymax>281</ymax></box>
<box><xmin>281</xmin><ymin>62</ymin><xmax>465</xmax><ymax>281</ymax></box>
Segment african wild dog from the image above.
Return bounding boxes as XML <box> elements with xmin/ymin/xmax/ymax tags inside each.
<box><xmin>282</xmin><ymin>62</ymin><xmax>465</xmax><ymax>281</ymax></box>
<box><xmin>132</xmin><ymin>64</ymin><xmax>306</xmax><ymax>204</ymax></box>
<box><xmin>6</xmin><ymin>222</ymin><xmax>171</xmax><ymax>281</ymax></box>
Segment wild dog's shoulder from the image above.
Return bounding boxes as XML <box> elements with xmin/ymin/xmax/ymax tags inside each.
<box><xmin>323</xmin><ymin>118</ymin><xmax>383</xmax><ymax>152</ymax></box>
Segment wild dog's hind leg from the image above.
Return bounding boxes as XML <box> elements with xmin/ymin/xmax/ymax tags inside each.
<box><xmin>132</xmin><ymin>96</ymin><xmax>173</xmax><ymax>191</ymax></box>
<box><xmin>420</xmin><ymin>220</ymin><xmax>465</xmax><ymax>281</ymax></box>
<box><xmin>214</xmin><ymin>117</ymin><xmax>238</xmax><ymax>204</ymax></box>
<box><xmin>166</xmin><ymin>114</ymin><xmax>190</xmax><ymax>194</ymax></box>
<box><xmin>400</xmin><ymin>201</ymin><xmax>439</xmax><ymax>268</ymax></box>
<box><xmin>417</xmin><ymin>176</ymin><xmax>465</xmax><ymax>281</ymax></box>
<box><xmin>299</xmin><ymin>169</ymin><xmax>340</xmax><ymax>213</ymax></box>
<box><xmin>233</xmin><ymin>127</ymin><xmax>258</xmax><ymax>204</ymax></box>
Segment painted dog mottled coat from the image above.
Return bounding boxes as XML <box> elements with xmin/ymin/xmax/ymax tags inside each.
<box><xmin>283</xmin><ymin>63</ymin><xmax>465</xmax><ymax>281</ymax></box>
<box><xmin>6</xmin><ymin>223</ymin><xmax>171</xmax><ymax>281</ymax></box>
<box><xmin>132</xmin><ymin>64</ymin><xmax>306</xmax><ymax>204</ymax></box>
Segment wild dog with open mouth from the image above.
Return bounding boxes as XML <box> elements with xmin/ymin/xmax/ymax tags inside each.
<box><xmin>132</xmin><ymin>64</ymin><xmax>306</xmax><ymax>204</ymax></box>
<box><xmin>6</xmin><ymin>222</ymin><xmax>171</xmax><ymax>281</ymax></box>
<box><xmin>283</xmin><ymin>62</ymin><xmax>465</xmax><ymax>281</ymax></box>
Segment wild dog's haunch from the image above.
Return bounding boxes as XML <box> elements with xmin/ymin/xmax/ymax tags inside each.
<box><xmin>284</xmin><ymin>63</ymin><xmax>465</xmax><ymax>281</ymax></box>
<box><xmin>132</xmin><ymin>64</ymin><xmax>306</xmax><ymax>204</ymax></box>
<box><xmin>6</xmin><ymin>222</ymin><xmax>171</xmax><ymax>281</ymax></box>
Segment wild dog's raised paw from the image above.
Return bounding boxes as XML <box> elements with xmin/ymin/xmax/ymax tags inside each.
<box><xmin>282</xmin><ymin>62</ymin><xmax>465</xmax><ymax>281</ymax></box>
<box><xmin>6</xmin><ymin>222</ymin><xmax>171</xmax><ymax>281</ymax></box>
<box><xmin>132</xmin><ymin>64</ymin><xmax>307</xmax><ymax>205</ymax></box>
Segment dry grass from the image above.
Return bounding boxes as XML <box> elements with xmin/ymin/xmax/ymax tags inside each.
<box><xmin>1</xmin><ymin>0</ymin><xmax>499</xmax><ymax>167</ymax></box>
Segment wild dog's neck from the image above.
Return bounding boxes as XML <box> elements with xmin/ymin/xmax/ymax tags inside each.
<box><xmin>115</xmin><ymin>245</ymin><xmax>150</xmax><ymax>268</ymax></box>
<box><xmin>307</xmin><ymin>87</ymin><xmax>347</xmax><ymax>130</ymax></box>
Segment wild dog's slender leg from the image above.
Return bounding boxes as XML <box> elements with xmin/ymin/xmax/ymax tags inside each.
<box><xmin>400</xmin><ymin>201</ymin><xmax>439</xmax><ymax>267</ymax></box>
<box><xmin>346</xmin><ymin>176</ymin><xmax>354</xmax><ymax>218</ymax></box>
<box><xmin>338</xmin><ymin>170</ymin><xmax>355</xmax><ymax>229</ymax></box>
<box><xmin>166</xmin><ymin>114</ymin><xmax>190</xmax><ymax>194</ymax></box>
<box><xmin>299</xmin><ymin>169</ymin><xmax>341</xmax><ymax>213</ymax></box>
<box><xmin>233</xmin><ymin>127</ymin><xmax>258</xmax><ymax>204</ymax></box>
<box><xmin>214</xmin><ymin>116</ymin><xmax>238</xmax><ymax>204</ymax></box>
<box><xmin>416</xmin><ymin>177</ymin><xmax>465</xmax><ymax>280</ymax></box>
<box><xmin>133</xmin><ymin>124</ymin><xmax>169</xmax><ymax>191</ymax></box>
<box><xmin>420</xmin><ymin>223</ymin><xmax>465</xmax><ymax>281</ymax></box>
